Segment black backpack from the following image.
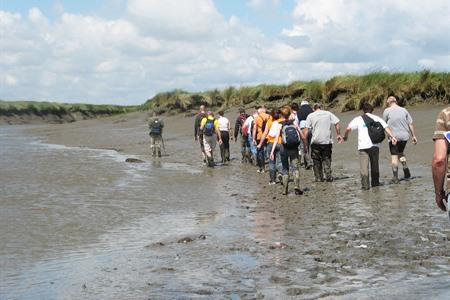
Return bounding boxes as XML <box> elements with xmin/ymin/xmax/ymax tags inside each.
<box><xmin>281</xmin><ymin>120</ymin><xmax>301</xmax><ymax>149</ymax></box>
<box><xmin>150</xmin><ymin>119</ymin><xmax>162</xmax><ymax>135</ymax></box>
<box><xmin>362</xmin><ymin>114</ymin><xmax>385</xmax><ymax>144</ymax></box>
<box><xmin>203</xmin><ymin>118</ymin><xmax>215</xmax><ymax>136</ymax></box>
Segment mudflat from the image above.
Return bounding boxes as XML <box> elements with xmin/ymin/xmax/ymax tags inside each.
<box><xmin>16</xmin><ymin>104</ymin><xmax>450</xmax><ymax>299</ymax></box>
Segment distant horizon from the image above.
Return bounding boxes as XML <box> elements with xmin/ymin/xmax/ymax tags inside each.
<box><xmin>1</xmin><ymin>0</ymin><xmax>449</xmax><ymax>105</ymax></box>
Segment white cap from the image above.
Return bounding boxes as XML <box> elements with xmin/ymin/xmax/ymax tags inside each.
<box><xmin>301</xmin><ymin>100</ymin><xmax>309</xmax><ymax>106</ymax></box>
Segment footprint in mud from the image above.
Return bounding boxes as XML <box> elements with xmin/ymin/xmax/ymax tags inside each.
<box><xmin>269</xmin><ymin>275</ymin><xmax>292</xmax><ymax>285</ymax></box>
<box><xmin>285</xmin><ymin>286</ymin><xmax>316</xmax><ymax>296</ymax></box>
<box><xmin>177</xmin><ymin>234</ymin><xmax>207</xmax><ymax>244</ymax></box>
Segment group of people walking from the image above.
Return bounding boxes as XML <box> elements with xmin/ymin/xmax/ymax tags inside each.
<box><xmin>150</xmin><ymin>101</ymin><xmax>448</xmax><ymax>216</ymax></box>
<box><xmin>192</xmin><ymin>97</ymin><xmax>420</xmax><ymax>194</ymax></box>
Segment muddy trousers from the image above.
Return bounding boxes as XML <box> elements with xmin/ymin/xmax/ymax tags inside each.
<box><xmin>280</xmin><ymin>147</ymin><xmax>301</xmax><ymax>193</ymax></box>
<box><xmin>219</xmin><ymin>131</ymin><xmax>230</xmax><ymax>163</ymax></box>
<box><xmin>203</xmin><ymin>135</ymin><xmax>217</xmax><ymax>167</ymax></box>
<box><xmin>311</xmin><ymin>144</ymin><xmax>332</xmax><ymax>181</ymax></box>
<box><xmin>359</xmin><ymin>146</ymin><xmax>380</xmax><ymax>189</ymax></box>
<box><xmin>150</xmin><ymin>135</ymin><xmax>162</xmax><ymax>157</ymax></box>
<box><xmin>240</xmin><ymin>136</ymin><xmax>251</xmax><ymax>162</ymax></box>
<box><xmin>267</xmin><ymin>143</ymin><xmax>282</xmax><ymax>182</ymax></box>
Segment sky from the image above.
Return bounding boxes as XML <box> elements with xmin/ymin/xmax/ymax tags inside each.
<box><xmin>1</xmin><ymin>0</ymin><xmax>449</xmax><ymax>105</ymax></box>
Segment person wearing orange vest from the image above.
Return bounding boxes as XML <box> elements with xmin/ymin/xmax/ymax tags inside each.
<box><xmin>253</xmin><ymin>106</ymin><xmax>270</xmax><ymax>173</ymax></box>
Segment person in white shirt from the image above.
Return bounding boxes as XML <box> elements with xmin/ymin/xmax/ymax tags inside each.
<box><xmin>343</xmin><ymin>103</ymin><xmax>397</xmax><ymax>190</ymax></box>
<box><xmin>218</xmin><ymin>111</ymin><xmax>231</xmax><ymax>163</ymax></box>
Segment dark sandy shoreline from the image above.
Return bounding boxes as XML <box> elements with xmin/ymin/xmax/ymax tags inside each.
<box><xmin>17</xmin><ymin>104</ymin><xmax>450</xmax><ymax>298</ymax></box>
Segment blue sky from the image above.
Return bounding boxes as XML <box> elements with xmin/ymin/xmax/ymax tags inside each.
<box><xmin>1</xmin><ymin>0</ymin><xmax>449</xmax><ymax>104</ymax></box>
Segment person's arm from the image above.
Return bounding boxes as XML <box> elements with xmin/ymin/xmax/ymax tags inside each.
<box><xmin>257</xmin><ymin>121</ymin><xmax>271</xmax><ymax>149</ymax></box>
<box><xmin>215</xmin><ymin>120</ymin><xmax>223</xmax><ymax>144</ymax></box>
<box><xmin>303</xmin><ymin>128</ymin><xmax>309</xmax><ymax>141</ymax></box>
<box><xmin>252</xmin><ymin>117</ymin><xmax>258</xmax><ymax>145</ymax></box>
<box><xmin>335</xmin><ymin>122</ymin><xmax>343</xmax><ymax>144</ymax></box>
<box><xmin>194</xmin><ymin>116</ymin><xmax>199</xmax><ymax>140</ymax></box>
<box><xmin>343</xmin><ymin>127</ymin><xmax>351</xmax><ymax>141</ymax></box>
<box><xmin>409</xmin><ymin>123</ymin><xmax>418</xmax><ymax>144</ymax></box>
<box><xmin>432</xmin><ymin>139</ymin><xmax>448</xmax><ymax>211</ymax></box>
<box><xmin>216</xmin><ymin>127</ymin><xmax>223</xmax><ymax>144</ymax></box>
<box><xmin>269</xmin><ymin>130</ymin><xmax>281</xmax><ymax>160</ymax></box>
<box><xmin>234</xmin><ymin>117</ymin><xmax>240</xmax><ymax>142</ymax></box>
<box><xmin>295</xmin><ymin>124</ymin><xmax>308</xmax><ymax>151</ymax></box>
<box><xmin>385</xmin><ymin>127</ymin><xmax>397</xmax><ymax>145</ymax></box>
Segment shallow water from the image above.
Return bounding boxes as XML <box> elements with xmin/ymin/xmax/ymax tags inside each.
<box><xmin>1</xmin><ymin>105</ymin><xmax>450</xmax><ymax>299</ymax></box>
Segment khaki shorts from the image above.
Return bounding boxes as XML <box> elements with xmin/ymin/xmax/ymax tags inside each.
<box><xmin>203</xmin><ymin>135</ymin><xmax>217</xmax><ymax>153</ymax></box>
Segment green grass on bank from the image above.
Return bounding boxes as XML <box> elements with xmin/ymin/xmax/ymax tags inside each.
<box><xmin>142</xmin><ymin>71</ymin><xmax>450</xmax><ymax>114</ymax></box>
<box><xmin>0</xmin><ymin>100</ymin><xmax>137</xmax><ymax>118</ymax></box>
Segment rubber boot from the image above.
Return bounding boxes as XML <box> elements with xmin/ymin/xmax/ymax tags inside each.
<box><xmin>207</xmin><ymin>156</ymin><xmax>214</xmax><ymax>168</ymax></box>
<box><xmin>282</xmin><ymin>175</ymin><xmax>289</xmax><ymax>195</ymax></box>
<box><xmin>361</xmin><ymin>175</ymin><xmax>370</xmax><ymax>190</ymax></box>
<box><xmin>390</xmin><ymin>168</ymin><xmax>400</xmax><ymax>184</ymax></box>
<box><xmin>403</xmin><ymin>167</ymin><xmax>411</xmax><ymax>179</ymax></box>
<box><xmin>293</xmin><ymin>170</ymin><xmax>303</xmax><ymax>195</ymax></box>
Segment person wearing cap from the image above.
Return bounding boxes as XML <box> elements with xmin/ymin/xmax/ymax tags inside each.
<box><xmin>234</xmin><ymin>108</ymin><xmax>250</xmax><ymax>162</ymax></box>
<box><xmin>298</xmin><ymin>99</ymin><xmax>314</xmax><ymax>122</ymax></box>
<box><xmin>304</xmin><ymin>103</ymin><xmax>343</xmax><ymax>182</ymax></box>
<box><xmin>383</xmin><ymin>96</ymin><xmax>418</xmax><ymax>183</ymax></box>
<box><xmin>199</xmin><ymin>111</ymin><xmax>223</xmax><ymax>167</ymax></box>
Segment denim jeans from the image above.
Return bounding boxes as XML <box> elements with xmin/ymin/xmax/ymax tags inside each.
<box><xmin>267</xmin><ymin>143</ymin><xmax>282</xmax><ymax>172</ymax></box>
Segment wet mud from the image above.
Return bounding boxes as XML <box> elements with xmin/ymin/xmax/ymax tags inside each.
<box><xmin>3</xmin><ymin>104</ymin><xmax>449</xmax><ymax>299</ymax></box>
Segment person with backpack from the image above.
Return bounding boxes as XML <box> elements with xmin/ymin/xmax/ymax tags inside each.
<box><xmin>200</xmin><ymin>111</ymin><xmax>223</xmax><ymax>167</ymax></box>
<box><xmin>270</xmin><ymin>106</ymin><xmax>306</xmax><ymax>195</ymax></box>
<box><xmin>253</xmin><ymin>106</ymin><xmax>270</xmax><ymax>173</ymax></box>
<box><xmin>234</xmin><ymin>108</ymin><xmax>250</xmax><ymax>162</ymax></box>
<box><xmin>217</xmin><ymin>111</ymin><xmax>231</xmax><ymax>163</ymax></box>
<box><xmin>194</xmin><ymin>105</ymin><xmax>207</xmax><ymax>163</ymax></box>
<box><xmin>148</xmin><ymin>112</ymin><xmax>165</xmax><ymax>157</ymax></box>
<box><xmin>383</xmin><ymin>96</ymin><xmax>418</xmax><ymax>183</ymax></box>
<box><xmin>258</xmin><ymin>109</ymin><xmax>283</xmax><ymax>185</ymax></box>
<box><xmin>304</xmin><ymin>103</ymin><xmax>343</xmax><ymax>182</ymax></box>
<box><xmin>343</xmin><ymin>102</ymin><xmax>397</xmax><ymax>190</ymax></box>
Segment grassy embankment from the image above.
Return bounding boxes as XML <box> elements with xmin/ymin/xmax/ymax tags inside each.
<box><xmin>0</xmin><ymin>100</ymin><xmax>137</xmax><ymax>124</ymax></box>
<box><xmin>142</xmin><ymin>71</ymin><xmax>450</xmax><ymax>115</ymax></box>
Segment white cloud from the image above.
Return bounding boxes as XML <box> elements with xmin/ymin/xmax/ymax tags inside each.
<box><xmin>0</xmin><ymin>1</ymin><xmax>448</xmax><ymax>104</ymax></box>
<box><xmin>280</xmin><ymin>0</ymin><xmax>450</xmax><ymax>67</ymax></box>
<box><xmin>2</xmin><ymin>74</ymin><xmax>18</xmax><ymax>87</ymax></box>
<box><xmin>127</xmin><ymin>0</ymin><xmax>225</xmax><ymax>40</ymax></box>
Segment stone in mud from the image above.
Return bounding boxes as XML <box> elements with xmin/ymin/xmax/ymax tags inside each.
<box><xmin>125</xmin><ymin>158</ymin><xmax>145</xmax><ymax>163</ymax></box>
<box><xmin>269</xmin><ymin>242</ymin><xmax>288</xmax><ymax>249</ymax></box>
<box><xmin>178</xmin><ymin>237</ymin><xmax>194</xmax><ymax>243</ymax></box>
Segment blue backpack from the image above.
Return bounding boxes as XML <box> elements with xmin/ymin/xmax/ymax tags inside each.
<box><xmin>203</xmin><ymin>118</ymin><xmax>215</xmax><ymax>136</ymax></box>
